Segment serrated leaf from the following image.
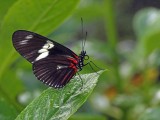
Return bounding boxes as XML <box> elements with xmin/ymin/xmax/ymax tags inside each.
<box><xmin>133</xmin><ymin>8</ymin><xmax>160</xmax><ymax>56</ymax></box>
<box><xmin>15</xmin><ymin>70</ymin><xmax>104</xmax><ymax>120</ymax></box>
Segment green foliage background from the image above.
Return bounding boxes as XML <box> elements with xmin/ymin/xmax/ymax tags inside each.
<box><xmin>0</xmin><ymin>0</ymin><xmax>160</xmax><ymax>120</ymax></box>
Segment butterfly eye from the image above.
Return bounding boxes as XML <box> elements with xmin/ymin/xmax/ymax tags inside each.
<box><xmin>84</xmin><ymin>55</ymin><xmax>89</xmax><ymax>60</ymax></box>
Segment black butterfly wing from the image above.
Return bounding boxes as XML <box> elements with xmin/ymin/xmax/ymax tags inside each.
<box><xmin>32</xmin><ymin>55</ymin><xmax>77</xmax><ymax>88</ymax></box>
<box><xmin>12</xmin><ymin>30</ymin><xmax>79</xmax><ymax>88</ymax></box>
<box><xmin>12</xmin><ymin>30</ymin><xmax>78</xmax><ymax>63</ymax></box>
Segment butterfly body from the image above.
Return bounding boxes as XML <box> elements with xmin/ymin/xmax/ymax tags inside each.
<box><xmin>12</xmin><ymin>30</ymin><xmax>87</xmax><ymax>88</ymax></box>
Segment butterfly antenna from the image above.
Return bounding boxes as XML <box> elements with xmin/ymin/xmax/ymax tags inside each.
<box><xmin>81</xmin><ymin>17</ymin><xmax>85</xmax><ymax>51</ymax></box>
<box><xmin>83</xmin><ymin>32</ymin><xmax>87</xmax><ymax>49</ymax></box>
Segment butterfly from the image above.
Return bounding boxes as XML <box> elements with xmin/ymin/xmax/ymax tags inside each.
<box><xmin>12</xmin><ymin>30</ymin><xmax>89</xmax><ymax>88</ymax></box>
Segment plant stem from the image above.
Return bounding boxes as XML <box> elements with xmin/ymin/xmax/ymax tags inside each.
<box><xmin>103</xmin><ymin>0</ymin><xmax>122</xmax><ymax>91</ymax></box>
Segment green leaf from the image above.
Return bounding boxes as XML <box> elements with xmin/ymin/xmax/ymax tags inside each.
<box><xmin>74</xmin><ymin>2</ymin><xmax>103</xmax><ymax>21</ymax></box>
<box><xmin>0</xmin><ymin>97</ymin><xmax>18</xmax><ymax>120</ymax></box>
<box><xmin>0</xmin><ymin>0</ymin><xmax>16</xmax><ymax>26</ymax></box>
<box><xmin>69</xmin><ymin>113</ymin><xmax>106</xmax><ymax>120</ymax></box>
<box><xmin>138</xmin><ymin>108</ymin><xmax>160</xmax><ymax>120</ymax></box>
<box><xmin>15</xmin><ymin>71</ymin><xmax>104</xmax><ymax>120</ymax></box>
<box><xmin>133</xmin><ymin>8</ymin><xmax>160</xmax><ymax>56</ymax></box>
<box><xmin>0</xmin><ymin>69</ymin><xmax>24</xmax><ymax>111</ymax></box>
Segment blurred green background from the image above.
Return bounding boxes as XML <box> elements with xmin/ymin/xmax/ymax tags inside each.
<box><xmin>0</xmin><ymin>0</ymin><xmax>160</xmax><ymax>120</ymax></box>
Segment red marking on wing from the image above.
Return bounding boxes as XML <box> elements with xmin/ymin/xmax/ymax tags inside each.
<box><xmin>64</xmin><ymin>57</ymin><xmax>78</xmax><ymax>85</ymax></box>
<box><xmin>67</xmin><ymin>57</ymin><xmax>79</xmax><ymax>72</ymax></box>
<box><xmin>67</xmin><ymin>57</ymin><xmax>78</xmax><ymax>65</ymax></box>
<box><xmin>59</xmin><ymin>57</ymin><xmax>79</xmax><ymax>85</ymax></box>
<box><xmin>69</xmin><ymin>63</ymin><xmax>77</xmax><ymax>71</ymax></box>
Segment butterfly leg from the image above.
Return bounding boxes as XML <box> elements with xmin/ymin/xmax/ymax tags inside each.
<box><xmin>84</xmin><ymin>61</ymin><xmax>103</xmax><ymax>74</ymax></box>
<box><xmin>77</xmin><ymin>72</ymin><xmax>83</xmax><ymax>90</ymax></box>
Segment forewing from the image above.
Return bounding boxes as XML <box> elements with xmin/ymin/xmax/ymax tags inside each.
<box><xmin>32</xmin><ymin>55</ymin><xmax>77</xmax><ymax>88</ymax></box>
<box><xmin>12</xmin><ymin>30</ymin><xmax>78</xmax><ymax>63</ymax></box>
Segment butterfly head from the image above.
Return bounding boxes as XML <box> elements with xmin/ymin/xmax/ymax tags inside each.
<box><xmin>80</xmin><ymin>50</ymin><xmax>89</xmax><ymax>60</ymax></box>
<box><xmin>78</xmin><ymin>50</ymin><xmax>89</xmax><ymax>70</ymax></box>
